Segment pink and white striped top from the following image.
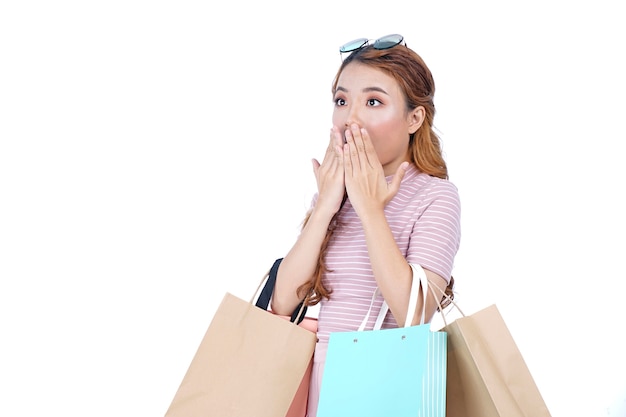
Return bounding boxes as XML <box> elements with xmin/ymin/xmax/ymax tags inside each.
<box><xmin>313</xmin><ymin>164</ymin><xmax>461</xmax><ymax>344</ymax></box>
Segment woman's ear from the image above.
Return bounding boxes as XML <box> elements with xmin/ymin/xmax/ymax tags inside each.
<box><xmin>408</xmin><ymin>106</ymin><xmax>426</xmax><ymax>134</ymax></box>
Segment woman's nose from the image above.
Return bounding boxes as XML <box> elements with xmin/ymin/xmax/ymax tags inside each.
<box><xmin>345</xmin><ymin>107</ymin><xmax>361</xmax><ymax>128</ymax></box>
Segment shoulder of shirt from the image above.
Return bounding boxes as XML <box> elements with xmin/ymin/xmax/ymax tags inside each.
<box><xmin>403</xmin><ymin>165</ymin><xmax>459</xmax><ymax>194</ymax></box>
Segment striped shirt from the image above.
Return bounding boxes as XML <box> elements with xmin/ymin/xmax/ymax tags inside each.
<box><xmin>314</xmin><ymin>164</ymin><xmax>461</xmax><ymax>344</ymax></box>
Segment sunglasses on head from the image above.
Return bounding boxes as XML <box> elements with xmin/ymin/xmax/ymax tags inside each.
<box><xmin>339</xmin><ymin>34</ymin><xmax>406</xmax><ymax>54</ymax></box>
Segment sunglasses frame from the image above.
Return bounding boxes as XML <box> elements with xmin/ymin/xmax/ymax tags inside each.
<box><xmin>339</xmin><ymin>34</ymin><xmax>406</xmax><ymax>54</ymax></box>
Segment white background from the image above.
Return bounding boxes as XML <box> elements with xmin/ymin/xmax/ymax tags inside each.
<box><xmin>1</xmin><ymin>1</ymin><xmax>625</xmax><ymax>416</ymax></box>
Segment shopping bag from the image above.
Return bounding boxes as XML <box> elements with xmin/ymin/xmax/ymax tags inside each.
<box><xmin>443</xmin><ymin>303</ymin><xmax>552</xmax><ymax>417</ymax></box>
<box><xmin>255</xmin><ymin>258</ymin><xmax>318</xmax><ymax>417</ymax></box>
<box><xmin>164</xmin><ymin>259</ymin><xmax>317</xmax><ymax>417</ymax></box>
<box><xmin>278</xmin><ymin>315</ymin><xmax>316</xmax><ymax>417</ymax></box>
<box><xmin>316</xmin><ymin>264</ymin><xmax>447</xmax><ymax>417</ymax></box>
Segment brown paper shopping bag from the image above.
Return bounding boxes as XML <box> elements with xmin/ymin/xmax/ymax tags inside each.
<box><xmin>443</xmin><ymin>304</ymin><xmax>552</xmax><ymax>417</ymax></box>
<box><xmin>254</xmin><ymin>258</ymin><xmax>317</xmax><ymax>417</ymax></box>
<box><xmin>165</xmin><ymin>260</ymin><xmax>317</xmax><ymax>417</ymax></box>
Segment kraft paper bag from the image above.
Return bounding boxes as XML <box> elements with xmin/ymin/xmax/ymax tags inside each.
<box><xmin>164</xmin><ymin>261</ymin><xmax>317</xmax><ymax>417</ymax></box>
<box><xmin>444</xmin><ymin>304</ymin><xmax>552</xmax><ymax>417</ymax></box>
<box><xmin>255</xmin><ymin>258</ymin><xmax>318</xmax><ymax>417</ymax></box>
<box><xmin>278</xmin><ymin>314</ymin><xmax>316</xmax><ymax>417</ymax></box>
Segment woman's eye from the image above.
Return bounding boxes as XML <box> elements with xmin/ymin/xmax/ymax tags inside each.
<box><xmin>367</xmin><ymin>98</ymin><xmax>382</xmax><ymax>106</ymax></box>
<box><xmin>334</xmin><ymin>98</ymin><xmax>346</xmax><ymax>106</ymax></box>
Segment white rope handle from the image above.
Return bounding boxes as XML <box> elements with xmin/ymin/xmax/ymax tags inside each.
<box><xmin>410</xmin><ymin>263</ymin><xmax>429</xmax><ymax>327</ymax></box>
<box><xmin>364</xmin><ymin>265</ymin><xmax>464</xmax><ymax>331</ymax></box>
<box><xmin>358</xmin><ymin>263</ymin><xmax>429</xmax><ymax>331</ymax></box>
<box><xmin>357</xmin><ymin>287</ymin><xmax>382</xmax><ymax>332</ymax></box>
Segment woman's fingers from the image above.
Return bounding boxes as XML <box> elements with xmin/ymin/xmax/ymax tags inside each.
<box><xmin>387</xmin><ymin>161</ymin><xmax>409</xmax><ymax>199</ymax></box>
<box><xmin>311</xmin><ymin>127</ymin><xmax>347</xmax><ymax>214</ymax></box>
<box><xmin>356</xmin><ymin>126</ymin><xmax>379</xmax><ymax>169</ymax></box>
<box><xmin>343</xmin><ymin>124</ymin><xmax>381</xmax><ymax>173</ymax></box>
<box><xmin>315</xmin><ymin>128</ymin><xmax>342</xmax><ymax>184</ymax></box>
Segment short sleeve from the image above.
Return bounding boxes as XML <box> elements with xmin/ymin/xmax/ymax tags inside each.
<box><xmin>406</xmin><ymin>180</ymin><xmax>461</xmax><ymax>283</ymax></box>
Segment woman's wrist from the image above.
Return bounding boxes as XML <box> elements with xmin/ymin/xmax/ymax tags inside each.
<box><xmin>308</xmin><ymin>204</ymin><xmax>337</xmax><ymax>226</ymax></box>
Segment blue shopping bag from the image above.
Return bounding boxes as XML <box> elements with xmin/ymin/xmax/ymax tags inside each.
<box><xmin>316</xmin><ymin>264</ymin><xmax>447</xmax><ymax>417</ymax></box>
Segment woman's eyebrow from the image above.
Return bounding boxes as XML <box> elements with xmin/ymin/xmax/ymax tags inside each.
<box><xmin>334</xmin><ymin>85</ymin><xmax>389</xmax><ymax>95</ymax></box>
<box><xmin>362</xmin><ymin>86</ymin><xmax>389</xmax><ymax>95</ymax></box>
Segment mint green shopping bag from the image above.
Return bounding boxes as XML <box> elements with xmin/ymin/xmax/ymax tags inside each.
<box><xmin>316</xmin><ymin>264</ymin><xmax>447</xmax><ymax>417</ymax></box>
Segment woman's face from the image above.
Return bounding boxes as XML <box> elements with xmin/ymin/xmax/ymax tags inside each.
<box><xmin>332</xmin><ymin>62</ymin><xmax>421</xmax><ymax>175</ymax></box>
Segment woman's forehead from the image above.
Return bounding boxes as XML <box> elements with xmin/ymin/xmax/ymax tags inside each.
<box><xmin>335</xmin><ymin>63</ymin><xmax>399</xmax><ymax>91</ymax></box>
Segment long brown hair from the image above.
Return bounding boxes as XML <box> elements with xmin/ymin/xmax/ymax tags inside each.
<box><xmin>298</xmin><ymin>44</ymin><xmax>455</xmax><ymax>307</ymax></box>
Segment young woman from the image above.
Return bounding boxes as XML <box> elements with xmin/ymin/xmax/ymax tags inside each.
<box><xmin>271</xmin><ymin>34</ymin><xmax>461</xmax><ymax>416</ymax></box>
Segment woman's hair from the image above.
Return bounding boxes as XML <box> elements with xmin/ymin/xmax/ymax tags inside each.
<box><xmin>298</xmin><ymin>44</ymin><xmax>455</xmax><ymax>308</ymax></box>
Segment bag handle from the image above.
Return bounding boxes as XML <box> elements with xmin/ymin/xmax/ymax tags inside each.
<box><xmin>359</xmin><ymin>263</ymin><xmax>429</xmax><ymax>331</ymax></box>
<box><xmin>429</xmin><ymin>280</ymin><xmax>465</xmax><ymax>318</ymax></box>
<box><xmin>252</xmin><ymin>258</ymin><xmax>309</xmax><ymax>324</ymax></box>
<box><xmin>370</xmin><ymin>264</ymin><xmax>463</xmax><ymax>330</ymax></box>
<box><xmin>410</xmin><ymin>263</ymin><xmax>429</xmax><ymax>327</ymax></box>
<box><xmin>254</xmin><ymin>258</ymin><xmax>282</xmax><ymax>308</ymax></box>
<box><xmin>376</xmin><ymin>263</ymin><xmax>429</xmax><ymax>329</ymax></box>
<box><xmin>404</xmin><ymin>265</ymin><xmax>467</xmax><ymax>328</ymax></box>
<box><xmin>358</xmin><ymin>288</ymin><xmax>383</xmax><ymax>331</ymax></box>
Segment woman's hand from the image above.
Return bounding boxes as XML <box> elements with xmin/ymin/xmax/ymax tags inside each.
<box><xmin>311</xmin><ymin>126</ymin><xmax>346</xmax><ymax>215</ymax></box>
<box><xmin>343</xmin><ymin>124</ymin><xmax>407</xmax><ymax>218</ymax></box>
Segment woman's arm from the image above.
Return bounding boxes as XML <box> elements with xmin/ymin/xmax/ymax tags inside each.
<box><xmin>359</xmin><ymin>208</ymin><xmax>448</xmax><ymax>326</ymax></box>
<box><xmin>271</xmin><ymin>205</ymin><xmax>334</xmax><ymax>316</ymax></box>
<box><xmin>342</xmin><ymin>125</ymin><xmax>455</xmax><ymax>326</ymax></box>
<box><xmin>272</xmin><ymin>128</ymin><xmax>346</xmax><ymax>315</ymax></box>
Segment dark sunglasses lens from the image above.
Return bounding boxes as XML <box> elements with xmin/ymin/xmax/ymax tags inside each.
<box><xmin>374</xmin><ymin>34</ymin><xmax>404</xmax><ymax>50</ymax></box>
<box><xmin>339</xmin><ymin>38</ymin><xmax>368</xmax><ymax>53</ymax></box>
